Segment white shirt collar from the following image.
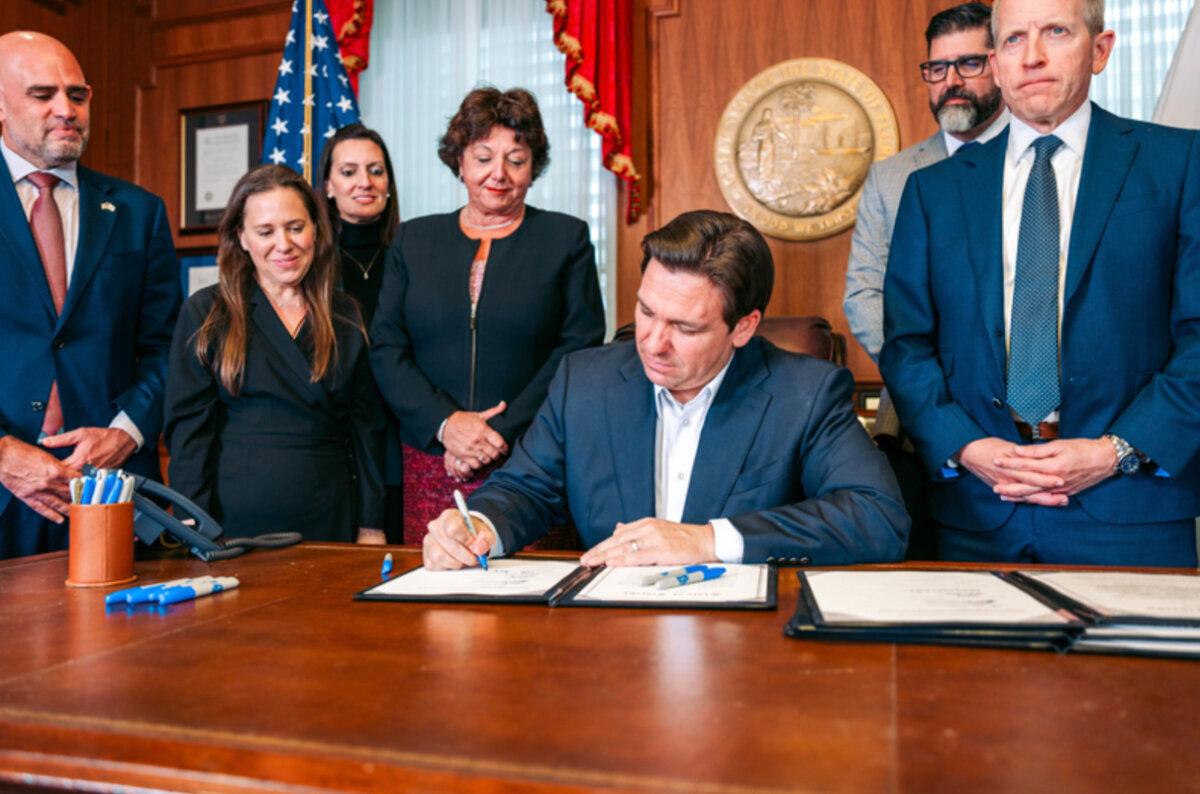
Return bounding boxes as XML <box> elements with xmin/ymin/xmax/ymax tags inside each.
<box><xmin>1</xmin><ymin>137</ymin><xmax>79</xmax><ymax>189</ymax></box>
<box><xmin>1007</xmin><ymin>100</ymin><xmax>1092</xmax><ymax>161</ymax></box>
<box><xmin>653</xmin><ymin>350</ymin><xmax>735</xmax><ymax>414</ymax></box>
<box><xmin>943</xmin><ymin>107</ymin><xmax>1011</xmax><ymax>156</ymax></box>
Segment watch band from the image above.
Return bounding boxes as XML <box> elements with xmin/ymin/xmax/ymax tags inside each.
<box><xmin>1104</xmin><ymin>434</ymin><xmax>1141</xmax><ymax>474</ymax></box>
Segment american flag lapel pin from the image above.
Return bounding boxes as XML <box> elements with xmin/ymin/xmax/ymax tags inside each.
<box><xmin>100</xmin><ymin>202</ymin><xmax>116</xmax><ymax>212</ymax></box>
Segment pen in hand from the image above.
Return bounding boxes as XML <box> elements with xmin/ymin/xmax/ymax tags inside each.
<box><xmin>452</xmin><ymin>489</ymin><xmax>490</xmax><ymax>571</ymax></box>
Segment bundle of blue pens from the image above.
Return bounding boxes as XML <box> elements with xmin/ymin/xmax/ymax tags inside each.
<box><xmin>640</xmin><ymin>564</ymin><xmax>727</xmax><ymax>590</ymax></box>
<box><xmin>104</xmin><ymin>575</ymin><xmax>240</xmax><ymax>607</ymax></box>
<box><xmin>70</xmin><ymin>468</ymin><xmax>134</xmax><ymax>505</ymax></box>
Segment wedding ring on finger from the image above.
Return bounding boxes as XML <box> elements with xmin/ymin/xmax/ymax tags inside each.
<box><xmin>631</xmin><ymin>541</ymin><xmax>640</xmax><ymax>553</ymax></box>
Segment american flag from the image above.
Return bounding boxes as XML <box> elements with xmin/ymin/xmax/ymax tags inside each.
<box><xmin>262</xmin><ymin>0</ymin><xmax>361</xmax><ymax>183</ymax></box>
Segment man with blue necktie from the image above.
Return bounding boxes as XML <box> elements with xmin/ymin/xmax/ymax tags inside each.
<box><xmin>880</xmin><ymin>0</ymin><xmax>1200</xmax><ymax>566</ymax></box>
<box><xmin>0</xmin><ymin>32</ymin><xmax>180</xmax><ymax>558</ymax></box>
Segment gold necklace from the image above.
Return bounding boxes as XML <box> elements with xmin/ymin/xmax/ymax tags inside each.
<box><xmin>341</xmin><ymin>246</ymin><xmax>383</xmax><ymax>279</ymax></box>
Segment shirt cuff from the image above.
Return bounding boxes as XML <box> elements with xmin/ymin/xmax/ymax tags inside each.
<box><xmin>471</xmin><ymin>511</ymin><xmax>505</xmax><ymax>558</ymax></box>
<box><xmin>710</xmin><ymin>518</ymin><xmax>744</xmax><ymax>564</ymax></box>
<box><xmin>109</xmin><ymin>411</ymin><xmax>144</xmax><ymax>452</ymax></box>
<box><xmin>436</xmin><ymin>418</ymin><xmax>449</xmax><ymax>445</ymax></box>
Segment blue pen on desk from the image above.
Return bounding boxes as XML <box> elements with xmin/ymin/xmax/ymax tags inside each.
<box><xmin>655</xmin><ymin>566</ymin><xmax>726</xmax><ymax>590</ymax></box>
<box><xmin>452</xmin><ymin>488</ymin><xmax>489</xmax><ymax>571</ymax></box>
<box><xmin>104</xmin><ymin>576</ymin><xmax>215</xmax><ymax>606</ymax></box>
<box><xmin>380</xmin><ymin>552</ymin><xmax>393</xmax><ymax>580</ymax></box>
<box><xmin>157</xmin><ymin>576</ymin><xmax>239</xmax><ymax>606</ymax></box>
<box><xmin>640</xmin><ymin>565</ymin><xmax>713</xmax><ymax>587</ymax></box>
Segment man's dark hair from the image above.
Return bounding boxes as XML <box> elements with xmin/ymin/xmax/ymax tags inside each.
<box><xmin>925</xmin><ymin>2</ymin><xmax>994</xmax><ymax>51</ymax></box>
<box><xmin>640</xmin><ymin>210</ymin><xmax>774</xmax><ymax>330</ymax></box>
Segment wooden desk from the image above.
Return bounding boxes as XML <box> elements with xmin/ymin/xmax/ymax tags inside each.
<box><xmin>0</xmin><ymin>546</ymin><xmax>1197</xmax><ymax>793</ymax></box>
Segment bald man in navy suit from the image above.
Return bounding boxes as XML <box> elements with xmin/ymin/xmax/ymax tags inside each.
<box><xmin>0</xmin><ymin>32</ymin><xmax>180</xmax><ymax>558</ymax></box>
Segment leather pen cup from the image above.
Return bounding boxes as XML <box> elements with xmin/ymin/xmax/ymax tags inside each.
<box><xmin>66</xmin><ymin>502</ymin><xmax>136</xmax><ymax>588</ymax></box>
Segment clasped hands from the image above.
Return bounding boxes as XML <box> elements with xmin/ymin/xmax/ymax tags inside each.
<box><xmin>423</xmin><ymin>510</ymin><xmax>717</xmax><ymax>571</ymax></box>
<box><xmin>958</xmin><ymin>436</ymin><xmax>1118</xmax><ymax>507</ymax></box>
<box><xmin>441</xmin><ymin>400</ymin><xmax>508</xmax><ymax>482</ymax></box>
<box><xmin>0</xmin><ymin>427</ymin><xmax>136</xmax><ymax>523</ymax></box>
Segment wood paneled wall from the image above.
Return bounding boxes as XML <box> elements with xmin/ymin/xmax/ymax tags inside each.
<box><xmin>137</xmin><ymin>0</ymin><xmax>291</xmax><ymax>252</ymax></box>
<box><xmin>6</xmin><ymin>0</ymin><xmax>955</xmax><ymax>384</ymax></box>
<box><xmin>619</xmin><ymin>0</ymin><xmax>964</xmax><ymax>384</ymax></box>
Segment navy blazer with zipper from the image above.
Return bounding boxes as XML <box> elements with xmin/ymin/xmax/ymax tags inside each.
<box><xmin>369</xmin><ymin>206</ymin><xmax>606</xmax><ymax>452</ymax></box>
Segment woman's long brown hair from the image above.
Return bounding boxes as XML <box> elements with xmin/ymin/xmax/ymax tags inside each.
<box><xmin>193</xmin><ymin>164</ymin><xmax>360</xmax><ymax>395</ymax></box>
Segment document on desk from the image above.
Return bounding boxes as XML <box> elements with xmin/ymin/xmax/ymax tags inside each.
<box><xmin>1015</xmin><ymin>571</ymin><xmax>1200</xmax><ymax>625</ymax></box>
<box><xmin>357</xmin><ymin>559</ymin><xmax>581</xmax><ymax>603</ymax></box>
<box><xmin>356</xmin><ymin>560</ymin><xmax>777</xmax><ymax>609</ymax></box>
<box><xmin>566</xmin><ymin>564</ymin><xmax>774</xmax><ymax>609</ymax></box>
<box><xmin>801</xmin><ymin>571</ymin><xmax>1075</xmax><ymax>626</ymax></box>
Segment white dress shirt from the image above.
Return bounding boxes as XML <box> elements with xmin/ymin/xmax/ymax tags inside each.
<box><xmin>480</xmin><ymin>354</ymin><xmax>746</xmax><ymax>562</ymax></box>
<box><xmin>942</xmin><ymin>107</ymin><xmax>1011</xmax><ymax>156</ymax></box>
<box><xmin>653</xmin><ymin>356</ymin><xmax>744</xmax><ymax>563</ymax></box>
<box><xmin>1</xmin><ymin>138</ymin><xmax>144</xmax><ymax>449</ymax></box>
<box><xmin>1001</xmin><ymin>101</ymin><xmax>1091</xmax><ymax>424</ymax></box>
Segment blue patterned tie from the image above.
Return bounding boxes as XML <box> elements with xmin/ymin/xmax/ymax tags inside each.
<box><xmin>1007</xmin><ymin>135</ymin><xmax>1064</xmax><ymax>430</ymax></box>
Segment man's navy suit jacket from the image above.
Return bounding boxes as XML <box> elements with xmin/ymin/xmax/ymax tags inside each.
<box><xmin>880</xmin><ymin>104</ymin><xmax>1200</xmax><ymax>534</ymax></box>
<box><xmin>0</xmin><ymin>154</ymin><xmax>180</xmax><ymax>515</ymax></box>
<box><xmin>468</xmin><ymin>337</ymin><xmax>910</xmax><ymax>564</ymax></box>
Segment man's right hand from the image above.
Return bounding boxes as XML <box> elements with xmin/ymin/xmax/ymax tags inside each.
<box><xmin>0</xmin><ymin>436</ymin><xmax>81</xmax><ymax>523</ymax></box>
<box><xmin>423</xmin><ymin>508</ymin><xmax>495</xmax><ymax>570</ymax></box>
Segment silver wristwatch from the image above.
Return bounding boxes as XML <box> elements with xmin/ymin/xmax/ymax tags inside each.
<box><xmin>1104</xmin><ymin>434</ymin><xmax>1141</xmax><ymax>475</ymax></box>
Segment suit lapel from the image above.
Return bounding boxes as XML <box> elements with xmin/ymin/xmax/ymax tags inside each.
<box><xmin>60</xmin><ymin>167</ymin><xmax>117</xmax><ymax>328</ymax></box>
<box><xmin>1064</xmin><ymin>105</ymin><xmax>1137</xmax><ymax>307</ymax></box>
<box><xmin>250</xmin><ymin>286</ymin><xmax>332</xmax><ymax>409</ymax></box>
<box><xmin>606</xmin><ymin>353</ymin><xmax>656</xmax><ymax>520</ymax></box>
<box><xmin>915</xmin><ymin>132</ymin><xmax>948</xmax><ymax>168</ymax></box>
<box><xmin>681</xmin><ymin>343</ymin><xmax>771</xmax><ymax>525</ymax></box>
<box><xmin>0</xmin><ymin>155</ymin><xmax>56</xmax><ymax>318</ymax></box>
<box><xmin>959</xmin><ymin>131</ymin><xmax>1008</xmax><ymax>375</ymax></box>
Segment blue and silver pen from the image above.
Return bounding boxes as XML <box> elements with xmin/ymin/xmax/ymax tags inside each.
<box><xmin>380</xmin><ymin>552</ymin><xmax>393</xmax><ymax>580</ymax></box>
<box><xmin>655</xmin><ymin>566</ymin><xmax>727</xmax><ymax>590</ymax></box>
<box><xmin>104</xmin><ymin>576</ymin><xmax>215</xmax><ymax>606</ymax></box>
<box><xmin>157</xmin><ymin>576</ymin><xmax>240</xmax><ymax>606</ymax></box>
<box><xmin>640</xmin><ymin>565</ymin><xmax>713</xmax><ymax>587</ymax></box>
<box><xmin>452</xmin><ymin>488</ymin><xmax>489</xmax><ymax>571</ymax></box>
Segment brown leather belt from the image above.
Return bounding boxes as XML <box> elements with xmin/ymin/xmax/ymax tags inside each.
<box><xmin>1015</xmin><ymin>421</ymin><xmax>1060</xmax><ymax>442</ymax></box>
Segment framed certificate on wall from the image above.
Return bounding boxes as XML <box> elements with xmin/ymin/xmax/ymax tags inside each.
<box><xmin>180</xmin><ymin>102</ymin><xmax>265</xmax><ymax>233</ymax></box>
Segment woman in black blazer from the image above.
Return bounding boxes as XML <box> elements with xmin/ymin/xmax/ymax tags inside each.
<box><xmin>370</xmin><ymin>87</ymin><xmax>605</xmax><ymax>544</ymax></box>
<box><xmin>165</xmin><ymin>165</ymin><xmax>384</xmax><ymax>542</ymax></box>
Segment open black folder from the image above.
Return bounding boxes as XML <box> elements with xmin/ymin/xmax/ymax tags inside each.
<box><xmin>784</xmin><ymin>570</ymin><xmax>1082</xmax><ymax>652</ymax></box>
<box><xmin>355</xmin><ymin>558</ymin><xmax>777</xmax><ymax>610</ymax></box>
<box><xmin>784</xmin><ymin>569</ymin><xmax>1200</xmax><ymax>657</ymax></box>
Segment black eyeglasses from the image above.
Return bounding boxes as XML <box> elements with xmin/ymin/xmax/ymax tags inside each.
<box><xmin>920</xmin><ymin>54</ymin><xmax>989</xmax><ymax>83</ymax></box>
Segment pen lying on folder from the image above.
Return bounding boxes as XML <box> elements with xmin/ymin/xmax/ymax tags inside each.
<box><xmin>654</xmin><ymin>566</ymin><xmax>727</xmax><ymax>590</ymax></box>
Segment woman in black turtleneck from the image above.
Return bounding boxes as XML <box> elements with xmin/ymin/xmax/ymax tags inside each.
<box><xmin>319</xmin><ymin>123</ymin><xmax>401</xmax><ymax>543</ymax></box>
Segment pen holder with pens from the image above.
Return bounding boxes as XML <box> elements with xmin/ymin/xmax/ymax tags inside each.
<box><xmin>66</xmin><ymin>501</ymin><xmax>136</xmax><ymax>587</ymax></box>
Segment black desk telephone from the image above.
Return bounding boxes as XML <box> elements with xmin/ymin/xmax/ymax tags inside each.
<box><xmin>83</xmin><ymin>466</ymin><xmax>302</xmax><ymax>561</ymax></box>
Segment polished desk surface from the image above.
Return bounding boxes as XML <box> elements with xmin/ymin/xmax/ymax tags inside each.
<box><xmin>0</xmin><ymin>545</ymin><xmax>1198</xmax><ymax>794</ymax></box>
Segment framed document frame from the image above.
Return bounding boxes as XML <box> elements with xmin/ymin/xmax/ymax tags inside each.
<box><xmin>180</xmin><ymin>102</ymin><xmax>265</xmax><ymax>233</ymax></box>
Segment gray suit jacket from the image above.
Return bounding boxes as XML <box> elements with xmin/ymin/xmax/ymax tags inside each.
<box><xmin>843</xmin><ymin>132</ymin><xmax>947</xmax><ymax>362</ymax></box>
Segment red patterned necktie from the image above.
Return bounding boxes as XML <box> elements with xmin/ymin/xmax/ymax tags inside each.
<box><xmin>27</xmin><ymin>171</ymin><xmax>67</xmax><ymax>437</ymax></box>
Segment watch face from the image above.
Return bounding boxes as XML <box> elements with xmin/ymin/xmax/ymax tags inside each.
<box><xmin>1118</xmin><ymin>454</ymin><xmax>1141</xmax><ymax>475</ymax></box>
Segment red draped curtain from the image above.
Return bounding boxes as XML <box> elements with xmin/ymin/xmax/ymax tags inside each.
<box><xmin>547</xmin><ymin>0</ymin><xmax>642</xmax><ymax>222</ymax></box>
<box><xmin>327</xmin><ymin>0</ymin><xmax>374</xmax><ymax>96</ymax></box>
